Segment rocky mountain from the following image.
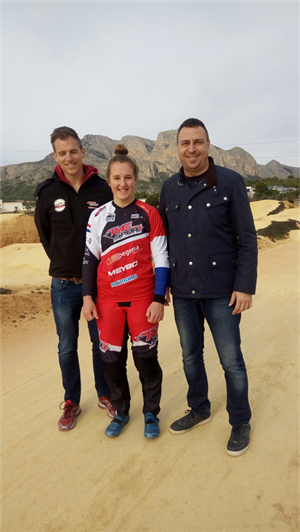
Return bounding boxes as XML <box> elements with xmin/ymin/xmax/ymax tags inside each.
<box><xmin>257</xmin><ymin>160</ymin><xmax>300</xmax><ymax>179</ymax></box>
<box><xmin>1</xmin><ymin>131</ymin><xmax>299</xmax><ymax>197</ymax></box>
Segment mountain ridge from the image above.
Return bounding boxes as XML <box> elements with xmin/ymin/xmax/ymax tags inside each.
<box><xmin>1</xmin><ymin>131</ymin><xmax>299</xmax><ymax>195</ymax></box>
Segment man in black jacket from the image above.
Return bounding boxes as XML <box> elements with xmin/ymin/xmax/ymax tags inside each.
<box><xmin>35</xmin><ymin>126</ymin><xmax>126</xmax><ymax>430</ymax></box>
<box><xmin>159</xmin><ymin>118</ymin><xmax>258</xmax><ymax>456</ymax></box>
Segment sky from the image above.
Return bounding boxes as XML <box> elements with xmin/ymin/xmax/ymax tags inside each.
<box><xmin>1</xmin><ymin>1</ymin><xmax>299</xmax><ymax>168</ymax></box>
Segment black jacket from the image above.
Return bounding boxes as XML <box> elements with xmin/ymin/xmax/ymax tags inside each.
<box><xmin>159</xmin><ymin>158</ymin><xmax>258</xmax><ymax>299</ymax></box>
<box><xmin>34</xmin><ymin>165</ymin><xmax>112</xmax><ymax>278</ymax></box>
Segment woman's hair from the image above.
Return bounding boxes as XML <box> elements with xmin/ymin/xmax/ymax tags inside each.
<box><xmin>106</xmin><ymin>144</ymin><xmax>139</xmax><ymax>181</ymax></box>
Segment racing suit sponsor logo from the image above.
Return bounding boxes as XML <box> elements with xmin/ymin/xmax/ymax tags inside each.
<box><xmin>134</xmin><ymin>324</ymin><xmax>158</xmax><ymax>348</ymax></box>
<box><xmin>100</xmin><ymin>339</ymin><xmax>110</xmax><ymax>353</ymax></box>
<box><xmin>106</xmin><ymin>245</ymin><xmax>142</xmax><ymax>266</ymax></box>
<box><xmin>104</xmin><ymin>222</ymin><xmax>143</xmax><ymax>242</ymax></box>
<box><xmin>54</xmin><ymin>199</ymin><xmax>66</xmax><ymax>212</ymax></box>
<box><xmin>98</xmin><ymin>331</ymin><xmax>110</xmax><ymax>353</ymax></box>
<box><xmin>108</xmin><ymin>261</ymin><xmax>138</xmax><ymax>277</ymax></box>
<box><xmin>131</xmin><ymin>213</ymin><xmax>139</xmax><ymax>219</ymax></box>
<box><xmin>110</xmin><ymin>274</ymin><xmax>138</xmax><ymax>287</ymax></box>
<box><xmin>94</xmin><ymin>205</ymin><xmax>106</xmax><ymax>217</ymax></box>
<box><xmin>106</xmin><ymin>213</ymin><xmax>116</xmax><ymax>222</ymax></box>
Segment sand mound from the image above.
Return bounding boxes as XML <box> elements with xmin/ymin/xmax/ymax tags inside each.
<box><xmin>0</xmin><ymin>242</ymin><xmax>51</xmax><ymax>325</ymax></box>
<box><xmin>250</xmin><ymin>199</ymin><xmax>300</xmax><ymax>230</ymax></box>
<box><xmin>1</xmin><ymin>217</ymin><xmax>300</xmax><ymax>532</ymax></box>
<box><xmin>0</xmin><ymin>213</ymin><xmax>40</xmax><ymax>247</ymax></box>
<box><xmin>1</xmin><ymin>200</ymin><xmax>299</xmax><ymax>532</ymax></box>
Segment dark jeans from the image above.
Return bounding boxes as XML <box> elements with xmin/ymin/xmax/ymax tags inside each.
<box><xmin>173</xmin><ymin>297</ymin><xmax>251</xmax><ymax>427</ymax></box>
<box><xmin>51</xmin><ymin>278</ymin><xmax>110</xmax><ymax>404</ymax></box>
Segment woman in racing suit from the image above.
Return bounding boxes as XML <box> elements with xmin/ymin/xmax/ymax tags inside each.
<box><xmin>82</xmin><ymin>145</ymin><xmax>169</xmax><ymax>439</ymax></box>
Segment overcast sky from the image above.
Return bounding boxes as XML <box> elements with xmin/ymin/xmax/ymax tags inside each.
<box><xmin>1</xmin><ymin>1</ymin><xmax>299</xmax><ymax>168</ymax></box>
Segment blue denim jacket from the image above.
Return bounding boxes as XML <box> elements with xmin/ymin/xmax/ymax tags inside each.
<box><xmin>159</xmin><ymin>158</ymin><xmax>258</xmax><ymax>299</ymax></box>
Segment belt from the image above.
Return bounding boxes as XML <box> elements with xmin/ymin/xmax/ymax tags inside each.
<box><xmin>53</xmin><ymin>277</ymin><xmax>82</xmax><ymax>284</ymax></box>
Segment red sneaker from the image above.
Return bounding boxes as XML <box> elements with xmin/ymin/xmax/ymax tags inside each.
<box><xmin>58</xmin><ymin>400</ymin><xmax>81</xmax><ymax>431</ymax></box>
<box><xmin>98</xmin><ymin>396</ymin><xmax>116</xmax><ymax>418</ymax></box>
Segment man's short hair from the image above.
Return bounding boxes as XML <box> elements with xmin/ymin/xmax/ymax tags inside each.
<box><xmin>177</xmin><ymin>118</ymin><xmax>209</xmax><ymax>142</ymax></box>
<box><xmin>50</xmin><ymin>126</ymin><xmax>82</xmax><ymax>151</ymax></box>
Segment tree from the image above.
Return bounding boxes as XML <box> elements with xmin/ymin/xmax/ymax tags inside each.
<box><xmin>145</xmin><ymin>193</ymin><xmax>160</xmax><ymax>209</ymax></box>
<box><xmin>254</xmin><ymin>182</ymin><xmax>269</xmax><ymax>195</ymax></box>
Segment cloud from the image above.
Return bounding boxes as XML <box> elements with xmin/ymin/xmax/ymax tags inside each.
<box><xmin>1</xmin><ymin>1</ymin><xmax>299</xmax><ymax>167</ymax></box>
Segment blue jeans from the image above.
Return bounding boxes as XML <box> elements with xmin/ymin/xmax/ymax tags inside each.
<box><xmin>51</xmin><ymin>278</ymin><xmax>110</xmax><ymax>404</ymax></box>
<box><xmin>173</xmin><ymin>297</ymin><xmax>251</xmax><ymax>427</ymax></box>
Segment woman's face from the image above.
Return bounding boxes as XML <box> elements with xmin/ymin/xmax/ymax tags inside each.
<box><xmin>108</xmin><ymin>162</ymin><xmax>137</xmax><ymax>207</ymax></box>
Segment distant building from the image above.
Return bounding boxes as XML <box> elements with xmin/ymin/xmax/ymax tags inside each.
<box><xmin>246</xmin><ymin>186</ymin><xmax>255</xmax><ymax>198</ymax></box>
<box><xmin>0</xmin><ymin>199</ymin><xmax>25</xmax><ymax>213</ymax></box>
<box><xmin>268</xmin><ymin>186</ymin><xmax>296</xmax><ymax>193</ymax></box>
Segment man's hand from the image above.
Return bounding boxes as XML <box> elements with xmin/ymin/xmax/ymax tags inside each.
<box><xmin>83</xmin><ymin>295</ymin><xmax>99</xmax><ymax>321</ymax></box>
<box><xmin>229</xmin><ymin>291</ymin><xmax>252</xmax><ymax>315</ymax></box>
<box><xmin>164</xmin><ymin>286</ymin><xmax>171</xmax><ymax>306</ymax></box>
<box><xmin>146</xmin><ymin>302</ymin><xmax>165</xmax><ymax>323</ymax></box>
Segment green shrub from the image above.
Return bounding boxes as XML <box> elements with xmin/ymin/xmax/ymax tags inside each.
<box><xmin>257</xmin><ymin>219</ymin><xmax>300</xmax><ymax>241</ymax></box>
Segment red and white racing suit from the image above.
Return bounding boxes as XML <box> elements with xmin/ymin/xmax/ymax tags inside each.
<box><xmin>82</xmin><ymin>199</ymin><xmax>169</xmax><ymax>416</ymax></box>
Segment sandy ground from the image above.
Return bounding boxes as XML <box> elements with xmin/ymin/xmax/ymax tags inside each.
<box><xmin>1</xmin><ymin>201</ymin><xmax>300</xmax><ymax>532</ymax></box>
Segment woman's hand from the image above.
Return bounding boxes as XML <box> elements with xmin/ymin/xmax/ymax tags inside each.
<box><xmin>146</xmin><ymin>302</ymin><xmax>164</xmax><ymax>323</ymax></box>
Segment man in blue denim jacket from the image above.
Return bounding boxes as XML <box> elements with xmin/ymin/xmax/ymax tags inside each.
<box><xmin>159</xmin><ymin>118</ymin><xmax>258</xmax><ymax>456</ymax></box>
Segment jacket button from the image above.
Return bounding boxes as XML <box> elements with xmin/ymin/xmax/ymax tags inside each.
<box><xmin>188</xmin><ymin>233</ymin><xmax>192</xmax><ymax>237</ymax></box>
<box><xmin>189</xmin><ymin>261</ymin><xmax>193</xmax><ymax>265</ymax></box>
<box><xmin>206</xmin><ymin>203</ymin><xmax>211</xmax><ymax>207</ymax></box>
<box><xmin>192</xmin><ymin>290</ymin><xmax>195</xmax><ymax>294</ymax></box>
<box><xmin>212</xmin><ymin>261</ymin><xmax>217</xmax><ymax>266</ymax></box>
<box><xmin>224</xmin><ymin>197</ymin><xmax>228</xmax><ymax>200</ymax></box>
<box><xmin>188</xmin><ymin>205</ymin><xmax>192</xmax><ymax>209</ymax></box>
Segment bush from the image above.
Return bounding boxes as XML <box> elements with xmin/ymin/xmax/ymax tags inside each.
<box><xmin>267</xmin><ymin>202</ymin><xmax>285</xmax><ymax>216</ymax></box>
<box><xmin>257</xmin><ymin>219</ymin><xmax>300</xmax><ymax>241</ymax></box>
<box><xmin>0</xmin><ymin>287</ymin><xmax>12</xmax><ymax>295</ymax></box>
<box><xmin>145</xmin><ymin>193</ymin><xmax>160</xmax><ymax>209</ymax></box>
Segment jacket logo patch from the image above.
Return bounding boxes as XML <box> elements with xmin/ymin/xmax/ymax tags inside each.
<box><xmin>106</xmin><ymin>213</ymin><xmax>116</xmax><ymax>222</ymax></box>
<box><xmin>131</xmin><ymin>213</ymin><xmax>139</xmax><ymax>219</ymax></box>
<box><xmin>87</xmin><ymin>201</ymin><xmax>99</xmax><ymax>209</ymax></box>
<box><xmin>54</xmin><ymin>199</ymin><xmax>66</xmax><ymax>212</ymax></box>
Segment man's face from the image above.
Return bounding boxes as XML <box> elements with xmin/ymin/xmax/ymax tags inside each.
<box><xmin>177</xmin><ymin>126</ymin><xmax>210</xmax><ymax>177</ymax></box>
<box><xmin>53</xmin><ymin>136</ymin><xmax>85</xmax><ymax>179</ymax></box>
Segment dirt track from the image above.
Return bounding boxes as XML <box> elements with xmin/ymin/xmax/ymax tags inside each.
<box><xmin>1</xmin><ymin>202</ymin><xmax>300</xmax><ymax>532</ymax></box>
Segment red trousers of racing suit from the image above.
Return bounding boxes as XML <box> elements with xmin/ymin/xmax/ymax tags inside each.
<box><xmin>96</xmin><ymin>297</ymin><xmax>162</xmax><ymax>416</ymax></box>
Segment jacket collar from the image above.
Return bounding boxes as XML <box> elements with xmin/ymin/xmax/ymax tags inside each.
<box><xmin>177</xmin><ymin>156</ymin><xmax>216</xmax><ymax>187</ymax></box>
<box><xmin>55</xmin><ymin>163</ymin><xmax>98</xmax><ymax>186</ymax></box>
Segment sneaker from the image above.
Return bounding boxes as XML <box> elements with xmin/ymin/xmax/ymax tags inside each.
<box><xmin>144</xmin><ymin>413</ymin><xmax>160</xmax><ymax>439</ymax></box>
<box><xmin>58</xmin><ymin>400</ymin><xmax>81</xmax><ymax>431</ymax></box>
<box><xmin>98</xmin><ymin>396</ymin><xmax>116</xmax><ymax>418</ymax></box>
<box><xmin>105</xmin><ymin>414</ymin><xmax>130</xmax><ymax>437</ymax></box>
<box><xmin>227</xmin><ymin>423</ymin><xmax>251</xmax><ymax>456</ymax></box>
<box><xmin>169</xmin><ymin>409</ymin><xmax>211</xmax><ymax>435</ymax></box>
